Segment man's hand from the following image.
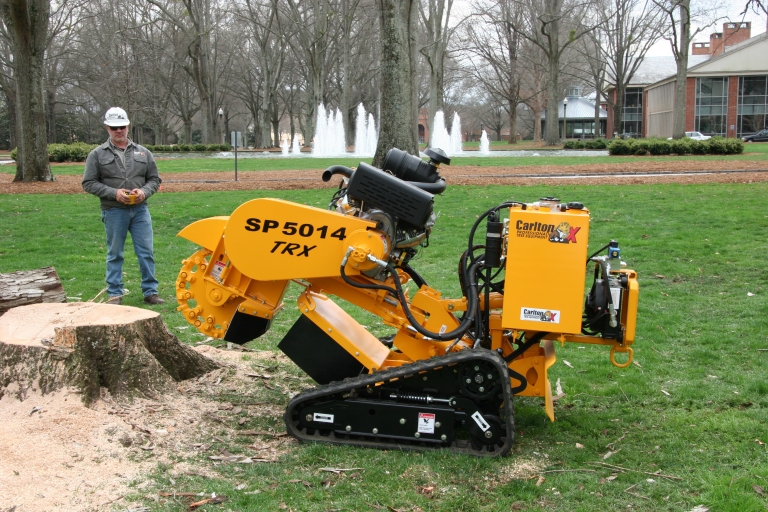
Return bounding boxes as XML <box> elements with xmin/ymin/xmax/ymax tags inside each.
<box><xmin>130</xmin><ymin>188</ymin><xmax>146</xmax><ymax>203</ymax></box>
<box><xmin>116</xmin><ymin>189</ymin><xmax>145</xmax><ymax>204</ymax></box>
<box><xmin>116</xmin><ymin>189</ymin><xmax>132</xmax><ymax>204</ymax></box>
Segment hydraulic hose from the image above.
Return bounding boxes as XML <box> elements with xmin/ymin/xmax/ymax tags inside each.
<box><xmin>322</xmin><ymin>165</ymin><xmax>354</xmax><ymax>182</ymax></box>
<box><xmin>386</xmin><ymin>259</ymin><xmax>484</xmax><ymax>342</ymax></box>
<box><xmin>408</xmin><ymin>179</ymin><xmax>447</xmax><ymax>194</ymax></box>
<box><xmin>338</xmin><ymin>255</ymin><xmax>483</xmax><ymax>342</ymax></box>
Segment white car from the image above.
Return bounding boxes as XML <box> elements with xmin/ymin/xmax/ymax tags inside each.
<box><xmin>685</xmin><ymin>131</ymin><xmax>711</xmax><ymax>140</ymax></box>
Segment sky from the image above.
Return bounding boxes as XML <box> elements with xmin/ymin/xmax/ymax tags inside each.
<box><xmin>646</xmin><ymin>0</ymin><xmax>767</xmax><ymax>56</ymax></box>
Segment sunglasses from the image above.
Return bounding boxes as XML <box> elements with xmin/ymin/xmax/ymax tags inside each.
<box><xmin>109</xmin><ymin>125</ymin><xmax>127</xmax><ymax>131</ymax></box>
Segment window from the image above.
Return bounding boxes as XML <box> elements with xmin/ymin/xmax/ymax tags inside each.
<box><xmin>622</xmin><ymin>88</ymin><xmax>643</xmax><ymax>136</ymax></box>
<box><xmin>737</xmin><ymin>76</ymin><xmax>768</xmax><ymax>137</ymax></box>
<box><xmin>695</xmin><ymin>77</ymin><xmax>728</xmax><ymax>136</ymax></box>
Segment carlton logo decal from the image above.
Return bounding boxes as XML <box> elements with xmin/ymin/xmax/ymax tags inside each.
<box><xmin>520</xmin><ymin>307</ymin><xmax>560</xmax><ymax>324</ymax></box>
<box><xmin>549</xmin><ymin>222</ymin><xmax>580</xmax><ymax>244</ymax></box>
<box><xmin>515</xmin><ymin>220</ymin><xmax>580</xmax><ymax>243</ymax></box>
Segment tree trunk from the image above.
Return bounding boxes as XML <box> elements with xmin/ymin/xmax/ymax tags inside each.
<box><xmin>46</xmin><ymin>87</ymin><xmax>56</xmax><ymax>143</ymax></box>
<box><xmin>672</xmin><ymin>0</ymin><xmax>691</xmax><ymax>139</ymax></box>
<box><xmin>594</xmin><ymin>88</ymin><xmax>602</xmax><ymax>137</ymax></box>
<box><xmin>0</xmin><ymin>302</ymin><xmax>220</xmax><ymax>404</ymax></box>
<box><xmin>373</xmin><ymin>0</ymin><xmax>419</xmax><ymax>166</ymax></box>
<box><xmin>2</xmin><ymin>0</ymin><xmax>53</xmax><ymax>182</ymax></box>
<box><xmin>340</xmin><ymin>0</ymin><xmax>352</xmax><ymax>147</ymax></box>
<box><xmin>508</xmin><ymin>101</ymin><xmax>517</xmax><ymax>143</ymax></box>
<box><xmin>0</xmin><ymin>267</ymin><xmax>65</xmax><ymax>314</ymax></box>
<box><xmin>614</xmin><ymin>83</ymin><xmax>625</xmax><ymax>137</ymax></box>
<box><xmin>545</xmin><ymin>53</ymin><xmax>561</xmax><ymax>146</ymax></box>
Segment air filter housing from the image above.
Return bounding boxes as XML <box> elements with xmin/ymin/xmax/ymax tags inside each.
<box><xmin>347</xmin><ymin>162</ymin><xmax>434</xmax><ymax>229</ymax></box>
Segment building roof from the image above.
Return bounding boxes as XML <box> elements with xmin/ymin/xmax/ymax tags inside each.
<box><xmin>629</xmin><ymin>55</ymin><xmax>711</xmax><ymax>85</ymax></box>
<box><xmin>645</xmin><ymin>32</ymin><xmax>768</xmax><ymax>90</ymax></box>
<box><xmin>541</xmin><ymin>96</ymin><xmax>607</xmax><ymax>120</ymax></box>
<box><xmin>686</xmin><ymin>32</ymin><xmax>768</xmax><ymax>76</ymax></box>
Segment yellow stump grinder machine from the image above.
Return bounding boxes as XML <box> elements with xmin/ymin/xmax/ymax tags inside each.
<box><xmin>176</xmin><ymin>147</ymin><xmax>639</xmax><ymax>457</ymax></box>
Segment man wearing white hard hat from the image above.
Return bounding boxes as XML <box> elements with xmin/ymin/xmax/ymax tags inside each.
<box><xmin>82</xmin><ymin>107</ymin><xmax>164</xmax><ymax>306</ymax></box>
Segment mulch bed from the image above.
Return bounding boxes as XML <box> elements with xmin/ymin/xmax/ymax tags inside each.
<box><xmin>2</xmin><ymin>158</ymin><xmax>767</xmax><ymax>194</ymax></box>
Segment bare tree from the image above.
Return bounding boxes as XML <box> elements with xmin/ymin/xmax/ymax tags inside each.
<box><xmin>142</xmin><ymin>0</ymin><xmax>227</xmax><ymax>144</ymax></box>
<box><xmin>463</xmin><ymin>0</ymin><xmax>528</xmax><ymax>144</ymax></box>
<box><xmin>519</xmin><ymin>42</ymin><xmax>549</xmax><ymax>141</ymax></box>
<box><xmin>282</xmin><ymin>0</ymin><xmax>336</xmax><ymax>145</ymax></box>
<box><xmin>511</xmin><ymin>0</ymin><xmax>600</xmax><ymax>145</ymax></box>
<box><xmin>598</xmin><ymin>0</ymin><xmax>664</xmax><ymax>136</ymax></box>
<box><xmin>241</xmin><ymin>0</ymin><xmax>287</xmax><ymax>147</ymax></box>
<box><xmin>655</xmin><ymin>0</ymin><xmax>720</xmax><ymax>139</ymax></box>
<box><xmin>419</xmin><ymin>0</ymin><xmax>457</xmax><ymax>148</ymax></box>
<box><xmin>575</xmin><ymin>29</ymin><xmax>607</xmax><ymax>137</ymax></box>
<box><xmin>373</xmin><ymin>0</ymin><xmax>419</xmax><ymax>165</ymax></box>
<box><xmin>0</xmin><ymin>19</ymin><xmax>17</xmax><ymax>149</ymax></box>
<box><xmin>1</xmin><ymin>0</ymin><xmax>52</xmax><ymax>181</ymax></box>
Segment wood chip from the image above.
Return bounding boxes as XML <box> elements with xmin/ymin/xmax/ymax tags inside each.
<box><xmin>189</xmin><ymin>495</ymin><xmax>227</xmax><ymax>509</ymax></box>
<box><xmin>320</xmin><ymin>467</ymin><xmax>364</xmax><ymax>474</ymax></box>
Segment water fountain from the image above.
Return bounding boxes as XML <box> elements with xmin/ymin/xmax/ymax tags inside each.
<box><xmin>353</xmin><ymin>104</ymin><xmax>378</xmax><ymax>156</ymax></box>
<box><xmin>291</xmin><ymin>133</ymin><xmax>301</xmax><ymax>154</ymax></box>
<box><xmin>366</xmin><ymin>113</ymin><xmax>377</xmax><ymax>154</ymax></box>
<box><xmin>430</xmin><ymin>111</ymin><xmax>452</xmax><ymax>156</ymax></box>
<box><xmin>281</xmin><ymin>138</ymin><xmax>290</xmax><ymax>155</ymax></box>
<box><xmin>313</xmin><ymin>104</ymin><xmax>347</xmax><ymax>156</ymax></box>
<box><xmin>450</xmin><ymin>111</ymin><xmax>464</xmax><ymax>155</ymax></box>
<box><xmin>430</xmin><ymin>110</ymin><xmax>465</xmax><ymax>156</ymax></box>
<box><xmin>480</xmin><ymin>130</ymin><xmax>490</xmax><ymax>155</ymax></box>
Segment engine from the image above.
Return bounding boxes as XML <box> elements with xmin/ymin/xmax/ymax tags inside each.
<box><xmin>321</xmin><ymin>147</ymin><xmax>449</xmax><ymax>278</ymax></box>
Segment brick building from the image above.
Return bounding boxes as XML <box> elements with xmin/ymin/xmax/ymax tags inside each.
<box><xmin>643</xmin><ymin>22</ymin><xmax>768</xmax><ymax>139</ymax></box>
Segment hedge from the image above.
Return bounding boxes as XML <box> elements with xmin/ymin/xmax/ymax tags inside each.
<box><xmin>10</xmin><ymin>142</ymin><xmax>232</xmax><ymax>162</ymax></box>
<box><xmin>143</xmin><ymin>143</ymin><xmax>231</xmax><ymax>152</ymax></box>
<box><xmin>10</xmin><ymin>143</ymin><xmax>98</xmax><ymax>162</ymax></box>
<box><xmin>562</xmin><ymin>138</ymin><xmax>609</xmax><ymax>150</ymax></box>
<box><xmin>606</xmin><ymin>136</ymin><xmax>743</xmax><ymax>156</ymax></box>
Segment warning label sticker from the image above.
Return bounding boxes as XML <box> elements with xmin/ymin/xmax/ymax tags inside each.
<box><xmin>211</xmin><ymin>260</ymin><xmax>227</xmax><ymax>281</ymax></box>
<box><xmin>520</xmin><ymin>307</ymin><xmax>560</xmax><ymax>324</ymax></box>
<box><xmin>418</xmin><ymin>413</ymin><xmax>436</xmax><ymax>434</ymax></box>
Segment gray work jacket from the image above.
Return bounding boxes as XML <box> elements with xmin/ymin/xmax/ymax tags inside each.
<box><xmin>82</xmin><ymin>140</ymin><xmax>162</xmax><ymax>210</ymax></box>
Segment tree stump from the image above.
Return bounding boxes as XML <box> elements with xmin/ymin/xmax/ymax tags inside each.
<box><xmin>0</xmin><ymin>302</ymin><xmax>220</xmax><ymax>404</ymax></box>
<box><xmin>0</xmin><ymin>266</ymin><xmax>66</xmax><ymax>314</ymax></box>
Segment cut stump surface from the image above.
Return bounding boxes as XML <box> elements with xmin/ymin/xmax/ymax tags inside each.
<box><xmin>0</xmin><ymin>302</ymin><xmax>220</xmax><ymax>403</ymax></box>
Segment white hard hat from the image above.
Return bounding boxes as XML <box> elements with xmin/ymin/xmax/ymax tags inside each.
<box><xmin>104</xmin><ymin>107</ymin><xmax>130</xmax><ymax>126</ymax></box>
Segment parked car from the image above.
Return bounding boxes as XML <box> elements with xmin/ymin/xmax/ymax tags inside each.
<box><xmin>742</xmin><ymin>129</ymin><xmax>768</xmax><ymax>142</ymax></box>
<box><xmin>685</xmin><ymin>131</ymin><xmax>711</xmax><ymax>140</ymax></box>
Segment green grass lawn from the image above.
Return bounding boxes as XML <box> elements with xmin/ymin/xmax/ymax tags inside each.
<box><xmin>1</xmin><ymin>182</ymin><xmax>767</xmax><ymax>511</ymax></box>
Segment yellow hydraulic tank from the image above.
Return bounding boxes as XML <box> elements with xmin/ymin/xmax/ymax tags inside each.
<box><xmin>501</xmin><ymin>202</ymin><xmax>591</xmax><ymax>334</ymax></box>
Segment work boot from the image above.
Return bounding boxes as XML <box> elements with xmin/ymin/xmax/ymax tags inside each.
<box><xmin>143</xmin><ymin>294</ymin><xmax>165</xmax><ymax>305</ymax></box>
<box><xmin>106</xmin><ymin>296</ymin><xmax>122</xmax><ymax>305</ymax></box>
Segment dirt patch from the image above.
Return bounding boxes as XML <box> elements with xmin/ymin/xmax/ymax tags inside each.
<box><xmin>1</xmin><ymin>157</ymin><xmax>767</xmax><ymax>194</ymax></box>
<box><xmin>0</xmin><ymin>345</ymin><xmax>297</xmax><ymax>512</ymax></box>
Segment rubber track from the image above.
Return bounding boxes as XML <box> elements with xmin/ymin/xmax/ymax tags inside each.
<box><xmin>284</xmin><ymin>349</ymin><xmax>515</xmax><ymax>457</ymax></box>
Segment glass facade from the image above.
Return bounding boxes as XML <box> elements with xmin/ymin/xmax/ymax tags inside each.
<box><xmin>621</xmin><ymin>88</ymin><xmax>643</xmax><ymax>137</ymax></box>
<box><xmin>737</xmin><ymin>76</ymin><xmax>768</xmax><ymax>137</ymax></box>
<box><xmin>695</xmin><ymin>77</ymin><xmax>728</xmax><ymax>136</ymax></box>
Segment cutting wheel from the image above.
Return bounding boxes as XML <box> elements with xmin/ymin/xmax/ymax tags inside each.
<box><xmin>175</xmin><ymin>248</ymin><xmax>241</xmax><ymax>339</ymax></box>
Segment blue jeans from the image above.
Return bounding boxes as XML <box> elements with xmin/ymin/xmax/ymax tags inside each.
<box><xmin>101</xmin><ymin>204</ymin><xmax>158</xmax><ymax>298</ymax></box>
